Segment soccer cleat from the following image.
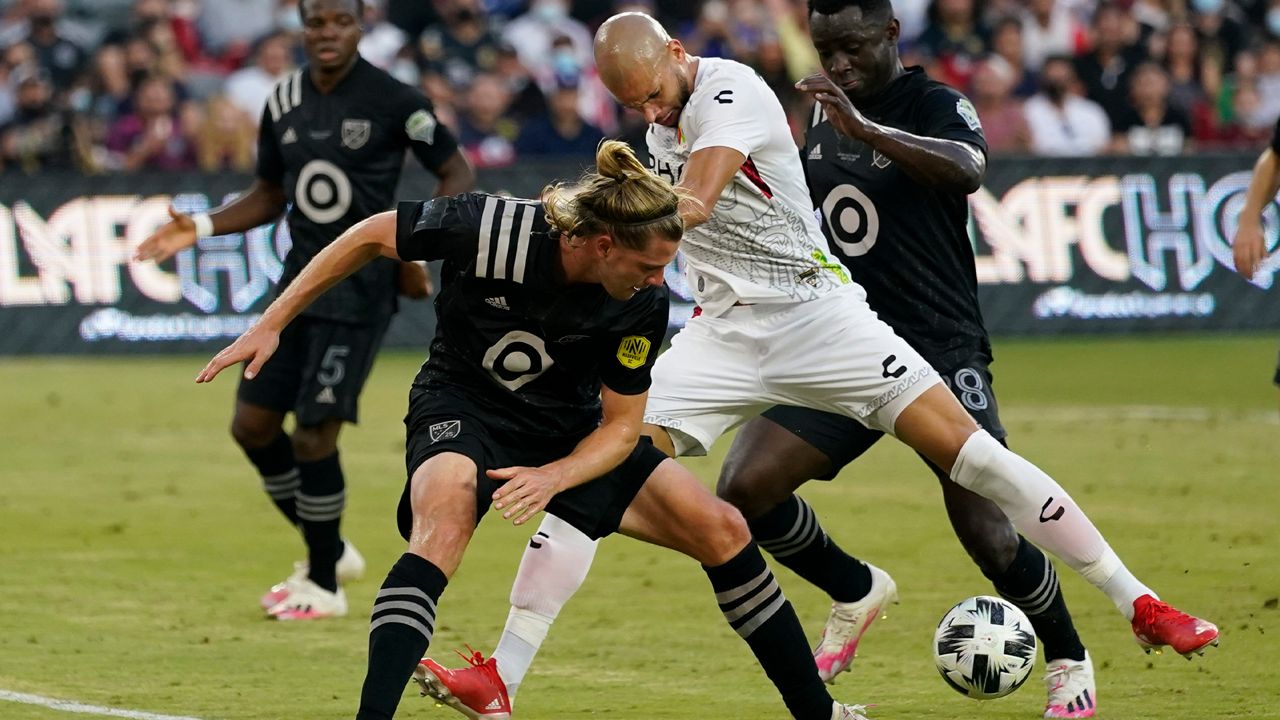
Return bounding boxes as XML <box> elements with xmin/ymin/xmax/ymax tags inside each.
<box><xmin>413</xmin><ymin>650</ymin><xmax>511</xmax><ymax>719</ymax></box>
<box><xmin>258</xmin><ymin>540</ymin><xmax>365</xmax><ymax>610</ymax></box>
<box><xmin>1130</xmin><ymin>594</ymin><xmax>1220</xmax><ymax>658</ymax></box>
<box><xmin>831</xmin><ymin>701</ymin><xmax>872</xmax><ymax>720</ymax></box>
<box><xmin>1043</xmin><ymin>652</ymin><xmax>1097</xmax><ymax>718</ymax></box>
<box><xmin>813</xmin><ymin>563</ymin><xmax>899</xmax><ymax>683</ymax></box>
<box><xmin>265</xmin><ymin>578</ymin><xmax>348</xmax><ymax>620</ymax></box>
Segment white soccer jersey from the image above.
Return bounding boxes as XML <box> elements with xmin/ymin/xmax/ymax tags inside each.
<box><xmin>647</xmin><ymin>57</ymin><xmax>850</xmax><ymax>316</ymax></box>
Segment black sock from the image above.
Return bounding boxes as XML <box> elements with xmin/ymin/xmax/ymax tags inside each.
<box><xmin>356</xmin><ymin>553</ymin><xmax>447</xmax><ymax>720</ymax></box>
<box><xmin>297</xmin><ymin>452</ymin><xmax>345</xmax><ymax>592</ymax></box>
<box><xmin>243</xmin><ymin>432</ymin><xmax>299</xmax><ymax>525</ymax></box>
<box><xmin>705</xmin><ymin>543</ymin><xmax>833</xmax><ymax>720</ymax></box>
<box><xmin>750</xmin><ymin>495</ymin><xmax>870</xmax><ymax>603</ymax></box>
<box><xmin>986</xmin><ymin>536</ymin><xmax>1087</xmax><ymax>662</ymax></box>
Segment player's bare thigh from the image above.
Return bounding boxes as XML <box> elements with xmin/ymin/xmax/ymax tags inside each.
<box><xmin>406</xmin><ymin>451</ymin><xmax>481</xmax><ymax>578</ymax></box>
<box><xmin>892</xmin><ymin>384</ymin><xmax>981</xmax><ymax>475</ymax></box>
<box><xmin>617</xmin><ymin>457</ymin><xmax>750</xmax><ymax>567</ymax></box>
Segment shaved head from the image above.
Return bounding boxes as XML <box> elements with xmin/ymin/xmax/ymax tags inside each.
<box><xmin>594</xmin><ymin>12</ymin><xmax>672</xmax><ymax>93</ymax></box>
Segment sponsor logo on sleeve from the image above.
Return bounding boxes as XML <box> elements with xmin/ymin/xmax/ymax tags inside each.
<box><xmin>956</xmin><ymin>98</ymin><xmax>982</xmax><ymax>131</ymax></box>
<box><xmin>406</xmin><ymin>109</ymin><xmax>438</xmax><ymax>145</ymax></box>
<box><xmin>616</xmin><ymin>335</ymin><xmax>652</xmax><ymax>369</ymax></box>
<box><xmin>428</xmin><ymin>420</ymin><xmax>461</xmax><ymax>442</ymax></box>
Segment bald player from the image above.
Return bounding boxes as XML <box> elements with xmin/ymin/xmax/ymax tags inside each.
<box><xmin>418</xmin><ymin>11</ymin><xmax>1220</xmax><ymax>719</ymax></box>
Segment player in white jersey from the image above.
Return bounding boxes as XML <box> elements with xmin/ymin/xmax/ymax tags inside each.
<box><xmin>416</xmin><ymin>13</ymin><xmax>1218</xmax><ymax>719</ymax></box>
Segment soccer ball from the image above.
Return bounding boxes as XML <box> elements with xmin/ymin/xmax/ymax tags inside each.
<box><xmin>933</xmin><ymin>595</ymin><xmax>1037</xmax><ymax>700</ymax></box>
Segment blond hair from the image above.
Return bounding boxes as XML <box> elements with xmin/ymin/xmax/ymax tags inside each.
<box><xmin>542</xmin><ymin>140</ymin><xmax>688</xmax><ymax>250</ymax></box>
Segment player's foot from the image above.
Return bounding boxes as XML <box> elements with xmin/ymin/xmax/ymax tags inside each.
<box><xmin>831</xmin><ymin>701</ymin><xmax>871</xmax><ymax>719</ymax></box>
<box><xmin>1130</xmin><ymin>595</ymin><xmax>1219</xmax><ymax>658</ymax></box>
<box><xmin>258</xmin><ymin>540</ymin><xmax>365</xmax><ymax>610</ymax></box>
<box><xmin>1043</xmin><ymin>651</ymin><xmax>1097</xmax><ymax>718</ymax></box>
<box><xmin>265</xmin><ymin>578</ymin><xmax>347</xmax><ymax>620</ymax></box>
<box><xmin>813</xmin><ymin>563</ymin><xmax>899</xmax><ymax>683</ymax></box>
<box><xmin>413</xmin><ymin>650</ymin><xmax>511</xmax><ymax>719</ymax></box>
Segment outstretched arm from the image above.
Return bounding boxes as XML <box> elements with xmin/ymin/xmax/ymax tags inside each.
<box><xmin>489</xmin><ymin>386</ymin><xmax>648</xmax><ymax>526</ymax></box>
<box><xmin>796</xmin><ymin>73</ymin><xmax>985</xmax><ymax>194</ymax></box>
<box><xmin>1233</xmin><ymin>147</ymin><xmax>1279</xmax><ymax>279</ymax></box>
<box><xmin>134</xmin><ymin>179</ymin><xmax>288</xmax><ymax>262</ymax></box>
<box><xmin>195</xmin><ymin>210</ymin><xmax>400</xmax><ymax>383</ymax></box>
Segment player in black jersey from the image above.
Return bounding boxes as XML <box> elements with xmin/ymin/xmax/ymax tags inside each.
<box><xmin>713</xmin><ymin>0</ymin><xmax>1216</xmax><ymax>716</ymax></box>
<box><xmin>134</xmin><ymin>0</ymin><xmax>473</xmax><ymax>619</ymax></box>
<box><xmin>1230</xmin><ymin>115</ymin><xmax>1280</xmax><ymax>393</ymax></box>
<box><xmin>197</xmin><ymin>141</ymin><xmax>870</xmax><ymax>720</ymax></box>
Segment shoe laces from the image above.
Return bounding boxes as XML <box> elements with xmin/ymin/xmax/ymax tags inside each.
<box><xmin>836</xmin><ymin>703</ymin><xmax>872</xmax><ymax>719</ymax></box>
<box><xmin>1135</xmin><ymin>597</ymin><xmax>1184</xmax><ymax>628</ymax></box>
<box><xmin>1044</xmin><ymin>660</ymin><xmax>1088</xmax><ymax>701</ymax></box>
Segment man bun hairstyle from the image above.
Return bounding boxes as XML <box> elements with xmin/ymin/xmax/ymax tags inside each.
<box><xmin>542</xmin><ymin>140</ymin><xmax>690</xmax><ymax>250</ymax></box>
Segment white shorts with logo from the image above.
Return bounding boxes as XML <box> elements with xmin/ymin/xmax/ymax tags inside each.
<box><xmin>644</xmin><ymin>283</ymin><xmax>942</xmax><ymax>457</ymax></box>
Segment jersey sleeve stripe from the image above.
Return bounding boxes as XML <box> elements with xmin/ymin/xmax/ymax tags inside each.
<box><xmin>475</xmin><ymin>195</ymin><xmax>499</xmax><ymax>278</ymax></box>
<box><xmin>289</xmin><ymin>69</ymin><xmax>302</xmax><ymax>109</ymax></box>
<box><xmin>267</xmin><ymin>85</ymin><xmax>282</xmax><ymax>121</ymax></box>
<box><xmin>511</xmin><ymin>203</ymin><xmax>535</xmax><ymax>284</ymax></box>
<box><xmin>490</xmin><ymin>200</ymin><xmax>518</xmax><ymax>280</ymax></box>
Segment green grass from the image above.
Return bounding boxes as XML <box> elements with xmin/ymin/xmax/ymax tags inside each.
<box><xmin>1</xmin><ymin>334</ymin><xmax>1278</xmax><ymax>719</ymax></box>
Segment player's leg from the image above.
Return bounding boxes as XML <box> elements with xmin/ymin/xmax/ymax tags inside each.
<box><xmin>620</xmin><ymin>453</ymin><xmax>866</xmax><ymax>720</ymax></box>
<box><xmin>718</xmin><ymin>409</ymin><xmax>896</xmax><ymax>683</ymax></box>
<box><xmin>357</xmin><ymin>451</ymin><xmax>480</xmax><ymax>720</ymax></box>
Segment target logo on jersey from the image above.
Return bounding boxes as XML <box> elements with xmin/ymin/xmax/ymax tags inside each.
<box><xmin>822</xmin><ymin>183</ymin><xmax>880</xmax><ymax>258</ymax></box>
<box><xmin>295</xmin><ymin>159</ymin><xmax>352</xmax><ymax>224</ymax></box>
<box><xmin>482</xmin><ymin>330</ymin><xmax>553</xmax><ymax>391</ymax></box>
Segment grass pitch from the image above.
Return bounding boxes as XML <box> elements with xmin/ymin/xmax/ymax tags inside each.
<box><xmin>1</xmin><ymin>334</ymin><xmax>1278</xmax><ymax>719</ymax></box>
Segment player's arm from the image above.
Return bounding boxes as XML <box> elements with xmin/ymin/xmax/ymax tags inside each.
<box><xmin>796</xmin><ymin>73</ymin><xmax>985</xmax><ymax>194</ymax></box>
<box><xmin>196</xmin><ymin>210</ymin><xmax>400</xmax><ymax>384</ymax></box>
<box><xmin>677</xmin><ymin>145</ymin><xmax>746</xmax><ymax>229</ymax></box>
<box><xmin>1233</xmin><ymin>146</ymin><xmax>1279</xmax><ymax>279</ymax></box>
<box><xmin>135</xmin><ymin>106</ymin><xmax>290</xmax><ymax>262</ymax></box>
<box><xmin>490</xmin><ymin>386</ymin><xmax>649</xmax><ymax>525</ymax></box>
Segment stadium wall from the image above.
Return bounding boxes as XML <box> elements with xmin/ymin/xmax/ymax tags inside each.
<box><xmin>0</xmin><ymin>155</ymin><xmax>1276</xmax><ymax>355</ymax></box>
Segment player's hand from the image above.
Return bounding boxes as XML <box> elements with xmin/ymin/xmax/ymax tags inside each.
<box><xmin>1232</xmin><ymin>218</ymin><xmax>1267</xmax><ymax>279</ymax></box>
<box><xmin>196</xmin><ymin>324</ymin><xmax>280</xmax><ymax>384</ymax></box>
<box><xmin>398</xmin><ymin>260</ymin><xmax>433</xmax><ymax>299</ymax></box>
<box><xmin>134</xmin><ymin>205</ymin><xmax>198</xmax><ymax>263</ymax></box>
<box><xmin>795</xmin><ymin>73</ymin><xmax>872</xmax><ymax>141</ymax></box>
<box><xmin>489</xmin><ymin>466</ymin><xmax>562</xmax><ymax>526</ymax></box>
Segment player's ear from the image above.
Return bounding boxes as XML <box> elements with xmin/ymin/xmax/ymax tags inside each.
<box><xmin>595</xmin><ymin>234</ymin><xmax>615</xmax><ymax>258</ymax></box>
<box><xmin>885</xmin><ymin>17</ymin><xmax>900</xmax><ymax>43</ymax></box>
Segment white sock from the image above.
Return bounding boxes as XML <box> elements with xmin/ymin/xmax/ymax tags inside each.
<box><xmin>491</xmin><ymin>514</ymin><xmax>598</xmax><ymax>702</ymax></box>
<box><xmin>949</xmin><ymin>430</ymin><xmax>1155</xmax><ymax>618</ymax></box>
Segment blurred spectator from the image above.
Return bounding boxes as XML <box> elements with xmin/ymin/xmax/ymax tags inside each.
<box><xmin>971</xmin><ymin>58</ymin><xmax>1030</xmax><ymax>153</ymax></box>
<box><xmin>456</xmin><ymin>72</ymin><xmax>517</xmax><ymax>168</ymax></box>
<box><xmin>916</xmin><ymin>0</ymin><xmax>989</xmax><ymax>91</ymax></box>
<box><xmin>680</xmin><ymin>0</ymin><xmax>764</xmax><ymax>65</ymax></box>
<box><xmin>224</xmin><ymin>32</ymin><xmax>294</xmax><ymax>122</ymax></box>
<box><xmin>357</xmin><ymin>0</ymin><xmax>410</xmax><ymax>72</ymax></box>
<box><xmin>1073</xmin><ymin>2</ymin><xmax>1144</xmax><ymax>129</ymax></box>
<box><xmin>198</xmin><ymin>0</ymin><xmax>276</xmax><ymax>61</ymax></box>
<box><xmin>104</xmin><ymin>0</ymin><xmax>204</xmax><ymax>76</ymax></box>
<box><xmin>1189</xmin><ymin>0</ymin><xmax>1249</xmax><ymax>74</ymax></box>
<box><xmin>194</xmin><ymin>94</ymin><xmax>256</xmax><ymax>171</ymax></box>
<box><xmin>515</xmin><ymin>72</ymin><xmax>604</xmax><ymax>157</ymax></box>
<box><xmin>418</xmin><ymin>0</ymin><xmax>504</xmax><ymax>88</ymax></box>
<box><xmin>1111</xmin><ymin>62</ymin><xmax>1190</xmax><ymax>155</ymax></box>
<box><xmin>895</xmin><ymin>0</ymin><xmax>933</xmax><ymax>47</ymax></box>
<box><xmin>1132</xmin><ymin>0</ymin><xmax>1172</xmax><ymax>39</ymax></box>
<box><xmin>494</xmin><ymin>41</ymin><xmax>548</xmax><ymax>124</ymax></box>
<box><xmin>1024</xmin><ymin>54</ymin><xmax>1111</xmax><ymax>156</ymax></box>
<box><xmin>419</xmin><ymin>70</ymin><xmax>460</xmax><ymax>130</ymax></box>
<box><xmin>988</xmin><ymin>17</ymin><xmax>1038</xmax><ymax>97</ymax></box>
<box><xmin>0</xmin><ymin>65</ymin><xmax>92</xmax><ymax>172</ymax></box>
<box><xmin>1162</xmin><ymin>23</ymin><xmax>1214</xmax><ymax>119</ymax></box>
<box><xmin>105</xmin><ymin>74</ymin><xmax>197</xmax><ymax>171</ymax></box>
<box><xmin>503</xmin><ymin>0</ymin><xmax>593</xmax><ymax>86</ymax></box>
<box><xmin>1256</xmin><ymin>40</ymin><xmax>1280</xmax><ymax>122</ymax></box>
<box><xmin>538</xmin><ymin>33</ymin><xmax>617</xmax><ymax>134</ymax></box>
<box><xmin>1019</xmin><ymin>0</ymin><xmax>1087</xmax><ymax>72</ymax></box>
<box><xmin>2</xmin><ymin>0</ymin><xmax>87</xmax><ymax>90</ymax></box>
<box><xmin>1267</xmin><ymin>0</ymin><xmax>1280</xmax><ymax>40</ymax></box>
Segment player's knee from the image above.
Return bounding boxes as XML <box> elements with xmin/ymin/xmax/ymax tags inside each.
<box><xmin>716</xmin><ymin>463</ymin><xmax>785</xmax><ymax>520</ymax></box>
<box><xmin>697</xmin><ymin>500</ymin><xmax>752</xmax><ymax>566</ymax></box>
<box><xmin>291</xmin><ymin>425</ymin><xmax>338</xmax><ymax>461</ymax></box>
<box><xmin>229</xmin><ymin>416</ymin><xmax>277</xmax><ymax>450</ymax></box>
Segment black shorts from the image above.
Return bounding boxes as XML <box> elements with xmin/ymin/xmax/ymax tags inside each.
<box><xmin>399</xmin><ymin>386</ymin><xmax>666</xmax><ymax>541</ymax></box>
<box><xmin>761</xmin><ymin>357</ymin><xmax>1007</xmax><ymax>480</ymax></box>
<box><xmin>236</xmin><ymin>316</ymin><xmax>390</xmax><ymax>426</ymax></box>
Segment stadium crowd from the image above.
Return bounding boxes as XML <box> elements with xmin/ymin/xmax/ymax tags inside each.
<box><xmin>1</xmin><ymin>0</ymin><xmax>1279</xmax><ymax>174</ymax></box>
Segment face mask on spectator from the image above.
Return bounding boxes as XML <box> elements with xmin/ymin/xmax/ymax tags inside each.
<box><xmin>553</xmin><ymin>48</ymin><xmax>578</xmax><ymax>76</ymax></box>
<box><xmin>534</xmin><ymin>0</ymin><xmax>568</xmax><ymax>23</ymax></box>
<box><xmin>1191</xmin><ymin>0</ymin><xmax>1224</xmax><ymax>14</ymax></box>
<box><xmin>1268</xmin><ymin>8</ymin><xmax>1280</xmax><ymax>37</ymax></box>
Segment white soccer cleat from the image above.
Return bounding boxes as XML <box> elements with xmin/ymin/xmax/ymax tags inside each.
<box><xmin>831</xmin><ymin>701</ymin><xmax>871</xmax><ymax>719</ymax></box>
<box><xmin>259</xmin><ymin>540</ymin><xmax>365</xmax><ymax>610</ymax></box>
<box><xmin>813</xmin><ymin>563</ymin><xmax>899</xmax><ymax>683</ymax></box>
<box><xmin>1043</xmin><ymin>652</ymin><xmax>1097</xmax><ymax>718</ymax></box>
<box><xmin>266</xmin><ymin>577</ymin><xmax>348</xmax><ymax>620</ymax></box>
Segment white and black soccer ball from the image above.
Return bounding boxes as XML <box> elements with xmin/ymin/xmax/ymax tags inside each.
<box><xmin>933</xmin><ymin>595</ymin><xmax>1037</xmax><ymax>700</ymax></box>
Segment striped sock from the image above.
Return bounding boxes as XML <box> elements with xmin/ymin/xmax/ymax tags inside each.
<box><xmin>357</xmin><ymin>553</ymin><xmax>447</xmax><ymax>720</ymax></box>
<box><xmin>752</xmin><ymin>495</ymin><xmax>871</xmax><ymax>603</ymax></box>
<box><xmin>704</xmin><ymin>543</ymin><xmax>833</xmax><ymax>720</ymax></box>
<box><xmin>297</xmin><ymin>453</ymin><xmax>345</xmax><ymax>592</ymax></box>
<box><xmin>243</xmin><ymin>432</ymin><xmax>299</xmax><ymax>525</ymax></box>
<box><xmin>988</xmin><ymin>537</ymin><xmax>1087</xmax><ymax>662</ymax></box>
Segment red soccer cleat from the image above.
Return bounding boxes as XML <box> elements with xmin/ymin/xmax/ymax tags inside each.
<box><xmin>413</xmin><ymin>649</ymin><xmax>511</xmax><ymax>719</ymax></box>
<box><xmin>1131</xmin><ymin>595</ymin><xmax>1220</xmax><ymax>658</ymax></box>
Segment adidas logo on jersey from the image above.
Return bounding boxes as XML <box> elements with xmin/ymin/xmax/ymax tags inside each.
<box><xmin>808</xmin><ymin>143</ymin><xmax>822</xmax><ymax>160</ymax></box>
<box><xmin>281</xmin><ymin>127</ymin><xmax>298</xmax><ymax>144</ymax></box>
<box><xmin>315</xmin><ymin>386</ymin><xmax>337</xmax><ymax>404</ymax></box>
<box><xmin>485</xmin><ymin>296</ymin><xmax>510</xmax><ymax>310</ymax></box>
<box><xmin>484</xmin><ymin>699</ymin><xmax>504</xmax><ymax>711</ymax></box>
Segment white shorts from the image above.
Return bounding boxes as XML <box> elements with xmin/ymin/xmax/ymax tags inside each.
<box><xmin>644</xmin><ymin>284</ymin><xmax>941</xmax><ymax>456</ymax></box>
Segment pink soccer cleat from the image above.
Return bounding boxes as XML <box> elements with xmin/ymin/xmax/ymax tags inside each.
<box><xmin>813</xmin><ymin>563</ymin><xmax>899</xmax><ymax>683</ymax></box>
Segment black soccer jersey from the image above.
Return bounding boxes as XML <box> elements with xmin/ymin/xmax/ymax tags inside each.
<box><xmin>395</xmin><ymin>194</ymin><xmax>670</xmax><ymax>439</ymax></box>
<box><xmin>257</xmin><ymin>57</ymin><xmax>459</xmax><ymax>325</ymax></box>
<box><xmin>1271</xmin><ymin>115</ymin><xmax>1280</xmax><ymax>154</ymax></box>
<box><xmin>805</xmin><ymin>67</ymin><xmax>991</xmax><ymax>372</ymax></box>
